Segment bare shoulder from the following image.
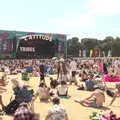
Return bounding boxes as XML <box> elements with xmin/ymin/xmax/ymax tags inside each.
<box><xmin>94</xmin><ymin>89</ymin><xmax>104</xmax><ymax>95</ymax></box>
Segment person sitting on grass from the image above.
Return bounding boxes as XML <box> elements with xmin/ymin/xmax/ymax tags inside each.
<box><xmin>74</xmin><ymin>89</ymin><xmax>105</xmax><ymax>108</ymax></box>
<box><xmin>109</xmin><ymin>83</ymin><xmax>120</xmax><ymax>106</ymax></box>
<box><xmin>85</xmin><ymin>74</ymin><xmax>95</xmax><ymax>91</ymax></box>
<box><xmin>11</xmin><ymin>78</ymin><xmax>34</xmax><ymax>103</ymax></box>
<box><xmin>13</xmin><ymin>102</ymin><xmax>38</xmax><ymax>120</ymax></box>
<box><xmin>0</xmin><ymin>74</ymin><xmax>8</xmax><ymax>86</ymax></box>
<box><xmin>45</xmin><ymin>96</ymin><xmax>69</xmax><ymax>120</ymax></box>
<box><xmin>0</xmin><ymin>95</ymin><xmax>5</xmax><ymax>113</ymax></box>
<box><xmin>57</xmin><ymin>81</ymin><xmax>68</xmax><ymax>97</ymax></box>
<box><xmin>34</xmin><ymin>82</ymin><xmax>50</xmax><ymax>102</ymax></box>
<box><xmin>0</xmin><ymin>75</ymin><xmax>8</xmax><ymax>112</ymax></box>
<box><xmin>50</xmin><ymin>77</ymin><xmax>59</xmax><ymax>89</ymax></box>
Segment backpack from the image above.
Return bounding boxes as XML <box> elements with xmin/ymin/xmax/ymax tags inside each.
<box><xmin>22</xmin><ymin>72</ymin><xmax>29</xmax><ymax>81</ymax></box>
<box><xmin>85</xmin><ymin>79</ymin><xmax>94</xmax><ymax>91</ymax></box>
<box><xmin>14</xmin><ymin>87</ymin><xmax>34</xmax><ymax>103</ymax></box>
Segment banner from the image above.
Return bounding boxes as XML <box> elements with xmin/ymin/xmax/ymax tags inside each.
<box><xmin>94</xmin><ymin>48</ymin><xmax>99</xmax><ymax>57</ymax></box>
<box><xmin>98</xmin><ymin>49</ymin><xmax>101</xmax><ymax>57</ymax></box>
<box><xmin>89</xmin><ymin>49</ymin><xmax>93</xmax><ymax>57</ymax></box>
<box><xmin>103</xmin><ymin>75</ymin><xmax>120</xmax><ymax>82</ymax></box>
<box><xmin>0</xmin><ymin>39</ymin><xmax>13</xmax><ymax>53</ymax></box>
<box><xmin>107</xmin><ymin>49</ymin><xmax>112</xmax><ymax>57</ymax></box>
<box><xmin>102</xmin><ymin>51</ymin><xmax>105</xmax><ymax>57</ymax></box>
<box><xmin>79</xmin><ymin>50</ymin><xmax>82</xmax><ymax>57</ymax></box>
<box><xmin>83</xmin><ymin>49</ymin><xmax>87</xmax><ymax>57</ymax></box>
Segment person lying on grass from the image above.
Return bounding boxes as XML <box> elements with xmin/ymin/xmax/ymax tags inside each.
<box><xmin>109</xmin><ymin>83</ymin><xmax>120</xmax><ymax>106</ymax></box>
<box><xmin>74</xmin><ymin>89</ymin><xmax>105</xmax><ymax>108</ymax></box>
<box><xmin>0</xmin><ymin>75</ymin><xmax>8</xmax><ymax>112</ymax></box>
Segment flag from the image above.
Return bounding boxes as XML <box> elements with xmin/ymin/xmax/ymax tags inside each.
<box><xmin>79</xmin><ymin>50</ymin><xmax>82</xmax><ymax>57</ymax></box>
<box><xmin>107</xmin><ymin>49</ymin><xmax>111</xmax><ymax>57</ymax></box>
<box><xmin>94</xmin><ymin>48</ymin><xmax>100</xmax><ymax>57</ymax></box>
<box><xmin>103</xmin><ymin>51</ymin><xmax>105</xmax><ymax>57</ymax></box>
<box><xmin>98</xmin><ymin>49</ymin><xmax>101</xmax><ymax>57</ymax></box>
<box><xmin>83</xmin><ymin>49</ymin><xmax>86</xmax><ymax>57</ymax></box>
<box><xmin>89</xmin><ymin>49</ymin><xmax>93</xmax><ymax>57</ymax></box>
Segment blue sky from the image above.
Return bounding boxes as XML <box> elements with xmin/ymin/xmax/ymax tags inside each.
<box><xmin>0</xmin><ymin>0</ymin><xmax>120</xmax><ymax>40</ymax></box>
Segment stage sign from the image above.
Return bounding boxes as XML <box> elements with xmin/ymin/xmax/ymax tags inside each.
<box><xmin>0</xmin><ymin>39</ymin><xmax>13</xmax><ymax>53</ymax></box>
<box><xmin>20</xmin><ymin>47</ymin><xmax>35</xmax><ymax>52</ymax></box>
<box><xmin>20</xmin><ymin>34</ymin><xmax>52</xmax><ymax>41</ymax></box>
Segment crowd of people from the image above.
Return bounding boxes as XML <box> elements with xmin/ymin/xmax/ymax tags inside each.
<box><xmin>0</xmin><ymin>57</ymin><xmax>120</xmax><ymax>120</ymax></box>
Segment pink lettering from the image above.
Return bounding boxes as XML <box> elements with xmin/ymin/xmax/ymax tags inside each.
<box><xmin>0</xmin><ymin>33</ymin><xmax>9</xmax><ymax>39</ymax></box>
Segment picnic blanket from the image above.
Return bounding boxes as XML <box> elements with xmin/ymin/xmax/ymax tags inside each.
<box><xmin>103</xmin><ymin>75</ymin><xmax>120</xmax><ymax>82</ymax></box>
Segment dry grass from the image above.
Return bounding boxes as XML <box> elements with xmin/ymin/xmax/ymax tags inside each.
<box><xmin>0</xmin><ymin>73</ymin><xmax>120</xmax><ymax>120</ymax></box>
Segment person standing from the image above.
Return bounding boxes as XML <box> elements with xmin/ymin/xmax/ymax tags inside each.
<box><xmin>39</xmin><ymin>60</ymin><xmax>45</xmax><ymax>83</ymax></box>
<box><xmin>69</xmin><ymin>59</ymin><xmax>78</xmax><ymax>85</ymax></box>
<box><xmin>57</xmin><ymin>58</ymin><xmax>68</xmax><ymax>83</ymax></box>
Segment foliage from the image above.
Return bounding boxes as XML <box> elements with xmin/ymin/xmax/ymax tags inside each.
<box><xmin>67</xmin><ymin>36</ymin><xmax>120</xmax><ymax>57</ymax></box>
<box><xmin>67</xmin><ymin>37</ymin><xmax>81</xmax><ymax>57</ymax></box>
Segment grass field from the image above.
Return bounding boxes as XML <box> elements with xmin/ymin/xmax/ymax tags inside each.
<box><xmin>0</xmin><ymin>73</ymin><xmax>120</xmax><ymax>120</ymax></box>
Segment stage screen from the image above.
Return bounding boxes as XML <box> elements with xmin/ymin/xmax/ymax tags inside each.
<box><xmin>58</xmin><ymin>41</ymin><xmax>65</xmax><ymax>53</ymax></box>
<box><xmin>0</xmin><ymin>39</ymin><xmax>13</xmax><ymax>53</ymax></box>
<box><xmin>16</xmin><ymin>38</ymin><xmax>55</xmax><ymax>58</ymax></box>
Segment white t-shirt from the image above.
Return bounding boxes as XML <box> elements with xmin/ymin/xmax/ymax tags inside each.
<box><xmin>4</xmin><ymin>66</ymin><xmax>10</xmax><ymax>74</ymax></box>
<box><xmin>57</xmin><ymin>85</ymin><xmax>68</xmax><ymax>96</ymax></box>
<box><xmin>49</xmin><ymin>105</ymin><xmax>67</xmax><ymax>120</ymax></box>
<box><xmin>70</xmin><ymin>61</ymin><xmax>77</xmax><ymax>71</ymax></box>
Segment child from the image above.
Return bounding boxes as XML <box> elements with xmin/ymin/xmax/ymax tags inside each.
<box><xmin>50</xmin><ymin>77</ymin><xmax>59</xmax><ymax>89</ymax></box>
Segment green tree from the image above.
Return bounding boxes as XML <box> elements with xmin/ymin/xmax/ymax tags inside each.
<box><xmin>67</xmin><ymin>36</ymin><xmax>120</xmax><ymax>57</ymax></box>
<box><xmin>67</xmin><ymin>37</ymin><xmax>81</xmax><ymax>57</ymax></box>
<box><xmin>112</xmin><ymin>37</ymin><xmax>120</xmax><ymax>57</ymax></box>
<box><xmin>81</xmin><ymin>38</ymin><xmax>98</xmax><ymax>49</ymax></box>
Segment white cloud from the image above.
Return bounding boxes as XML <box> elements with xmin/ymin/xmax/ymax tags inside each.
<box><xmin>48</xmin><ymin>13</ymin><xmax>94</xmax><ymax>34</ymax></box>
<box><xmin>47</xmin><ymin>0</ymin><xmax>120</xmax><ymax>39</ymax></box>
<box><xmin>86</xmin><ymin>0</ymin><xmax>120</xmax><ymax>16</ymax></box>
<box><xmin>2</xmin><ymin>0</ymin><xmax>120</xmax><ymax>40</ymax></box>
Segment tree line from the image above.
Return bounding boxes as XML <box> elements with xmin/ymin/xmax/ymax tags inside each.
<box><xmin>67</xmin><ymin>36</ymin><xmax>120</xmax><ymax>57</ymax></box>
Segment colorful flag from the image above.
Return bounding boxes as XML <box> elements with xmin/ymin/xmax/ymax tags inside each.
<box><xmin>98</xmin><ymin>49</ymin><xmax>101</xmax><ymax>57</ymax></box>
<box><xmin>89</xmin><ymin>49</ymin><xmax>93</xmax><ymax>57</ymax></box>
<box><xmin>94</xmin><ymin>48</ymin><xmax>99</xmax><ymax>57</ymax></box>
<box><xmin>107</xmin><ymin>49</ymin><xmax>111</xmax><ymax>57</ymax></box>
<box><xmin>79</xmin><ymin>50</ymin><xmax>82</xmax><ymax>57</ymax></box>
<box><xmin>103</xmin><ymin>51</ymin><xmax>105</xmax><ymax>57</ymax></box>
<box><xmin>83</xmin><ymin>49</ymin><xmax>86</xmax><ymax>57</ymax></box>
